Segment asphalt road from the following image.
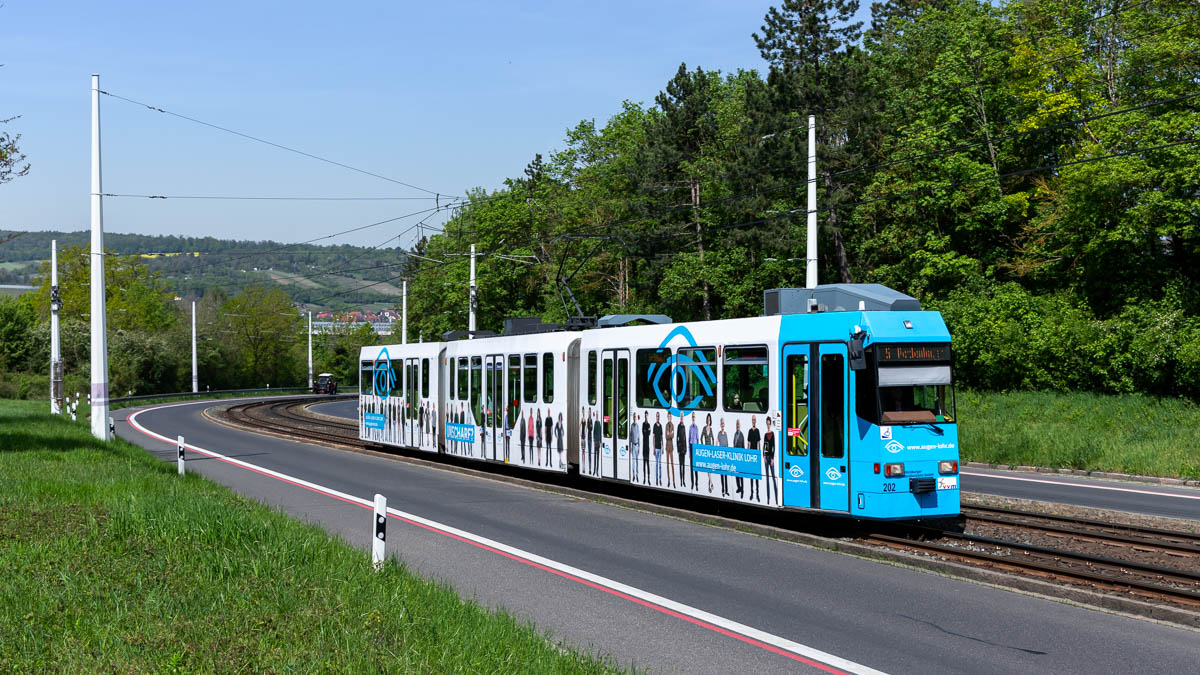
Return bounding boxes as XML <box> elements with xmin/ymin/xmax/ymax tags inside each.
<box><xmin>114</xmin><ymin>397</ymin><xmax>1200</xmax><ymax>674</ymax></box>
<box><xmin>312</xmin><ymin>397</ymin><xmax>1200</xmax><ymax>521</ymax></box>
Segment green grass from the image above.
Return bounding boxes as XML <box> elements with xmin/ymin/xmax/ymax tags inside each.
<box><xmin>958</xmin><ymin>390</ymin><xmax>1200</xmax><ymax>480</ymax></box>
<box><xmin>0</xmin><ymin>399</ymin><xmax>619</xmax><ymax>672</ymax></box>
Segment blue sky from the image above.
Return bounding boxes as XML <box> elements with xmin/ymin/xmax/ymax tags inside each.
<box><xmin>1</xmin><ymin>1</ymin><xmax>864</xmax><ymax>250</ymax></box>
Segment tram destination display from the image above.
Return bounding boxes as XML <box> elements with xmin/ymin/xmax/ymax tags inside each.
<box><xmin>875</xmin><ymin>343</ymin><xmax>950</xmax><ymax>364</ymax></box>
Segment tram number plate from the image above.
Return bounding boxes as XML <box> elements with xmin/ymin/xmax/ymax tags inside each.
<box><xmin>937</xmin><ymin>477</ymin><xmax>958</xmax><ymax>490</ymax></box>
<box><xmin>882</xmin><ymin>483</ymin><xmax>896</xmax><ymax>493</ymax></box>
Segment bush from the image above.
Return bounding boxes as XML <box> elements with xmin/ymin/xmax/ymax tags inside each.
<box><xmin>932</xmin><ymin>282</ymin><xmax>1200</xmax><ymax>399</ymax></box>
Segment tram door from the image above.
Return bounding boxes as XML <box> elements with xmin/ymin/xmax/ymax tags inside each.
<box><xmin>485</xmin><ymin>355</ymin><xmax>504</xmax><ymax>461</ymax></box>
<box><xmin>815</xmin><ymin>344</ymin><xmax>850</xmax><ymax>511</ymax></box>
<box><xmin>781</xmin><ymin>344</ymin><xmax>812</xmax><ymax>508</ymax></box>
<box><xmin>601</xmin><ymin>349</ymin><xmax>630</xmax><ymax>480</ymax></box>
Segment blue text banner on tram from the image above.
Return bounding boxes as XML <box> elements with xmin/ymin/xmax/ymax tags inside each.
<box><xmin>692</xmin><ymin>444</ymin><xmax>762</xmax><ymax>479</ymax></box>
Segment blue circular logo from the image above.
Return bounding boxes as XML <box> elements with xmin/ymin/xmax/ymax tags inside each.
<box><xmin>648</xmin><ymin>326</ymin><xmax>716</xmax><ymax>416</ymax></box>
<box><xmin>373</xmin><ymin>347</ymin><xmax>395</xmax><ymax>399</ymax></box>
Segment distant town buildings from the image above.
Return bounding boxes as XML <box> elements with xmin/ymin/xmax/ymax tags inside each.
<box><xmin>310</xmin><ymin>309</ymin><xmax>397</xmax><ymax>335</ymax></box>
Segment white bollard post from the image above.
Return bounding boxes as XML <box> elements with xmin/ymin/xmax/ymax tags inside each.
<box><xmin>70</xmin><ymin>401</ymin><xmax>77</xmax><ymax>422</ymax></box>
<box><xmin>372</xmin><ymin>493</ymin><xmax>387</xmax><ymax>571</ymax></box>
<box><xmin>108</xmin><ymin>415</ymin><xmax>114</xmax><ymax>434</ymax></box>
<box><xmin>177</xmin><ymin>435</ymin><xmax>186</xmax><ymax>476</ymax></box>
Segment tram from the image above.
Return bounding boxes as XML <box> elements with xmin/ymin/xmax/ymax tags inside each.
<box><xmin>358</xmin><ymin>284</ymin><xmax>959</xmax><ymax>521</ymax></box>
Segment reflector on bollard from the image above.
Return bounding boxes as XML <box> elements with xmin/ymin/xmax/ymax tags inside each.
<box><xmin>372</xmin><ymin>493</ymin><xmax>387</xmax><ymax>571</ymax></box>
<box><xmin>177</xmin><ymin>435</ymin><xmax>186</xmax><ymax>476</ymax></box>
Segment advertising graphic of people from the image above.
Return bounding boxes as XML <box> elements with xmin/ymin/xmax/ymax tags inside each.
<box><xmin>664</xmin><ymin>416</ymin><xmax>675</xmax><ymax>488</ymax></box>
<box><xmin>747</xmin><ymin>415</ymin><xmax>761</xmax><ymax>502</ymax></box>
<box><xmin>676</xmin><ymin>412</ymin><xmax>688</xmax><ymax>490</ymax></box>
<box><xmin>629</xmin><ymin>413</ymin><xmax>640</xmax><ymax>483</ymax></box>
<box><xmin>641</xmin><ymin>414</ymin><xmax>651</xmax><ymax>485</ymax></box>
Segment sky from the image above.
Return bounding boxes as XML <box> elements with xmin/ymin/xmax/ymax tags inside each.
<box><xmin>0</xmin><ymin>0</ymin><xmax>829</xmax><ymax>252</ymax></box>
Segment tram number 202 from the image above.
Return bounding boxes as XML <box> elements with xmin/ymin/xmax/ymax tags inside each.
<box><xmin>882</xmin><ymin>483</ymin><xmax>896</xmax><ymax>492</ymax></box>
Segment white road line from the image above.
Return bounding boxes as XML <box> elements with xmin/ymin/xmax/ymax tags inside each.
<box><xmin>963</xmin><ymin>471</ymin><xmax>1200</xmax><ymax>501</ymax></box>
<box><xmin>126</xmin><ymin>403</ymin><xmax>886</xmax><ymax>675</ymax></box>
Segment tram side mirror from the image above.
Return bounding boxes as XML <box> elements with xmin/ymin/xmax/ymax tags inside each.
<box><xmin>848</xmin><ymin>332</ymin><xmax>867</xmax><ymax>371</ymax></box>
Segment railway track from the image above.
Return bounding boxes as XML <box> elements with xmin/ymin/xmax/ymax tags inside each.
<box><xmin>217</xmin><ymin>396</ymin><xmax>1200</xmax><ymax>614</ymax></box>
<box><xmin>864</xmin><ymin>506</ymin><xmax>1200</xmax><ymax>609</ymax></box>
<box><xmin>224</xmin><ymin>396</ymin><xmax>361</xmax><ymax>447</ymax></box>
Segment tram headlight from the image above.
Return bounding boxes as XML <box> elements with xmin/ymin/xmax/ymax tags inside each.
<box><xmin>884</xmin><ymin>463</ymin><xmax>905</xmax><ymax>477</ymax></box>
<box><xmin>939</xmin><ymin>460</ymin><xmax>958</xmax><ymax>474</ymax></box>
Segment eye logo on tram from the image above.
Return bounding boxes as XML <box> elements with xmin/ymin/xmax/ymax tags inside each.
<box><xmin>647</xmin><ymin>325</ymin><xmax>716</xmax><ymax>416</ymax></box>
<box><xmin>373</xmin><ymin>347</ymin><xmax>396</xmax><ymax>400</ymax></box>
<box><xmin>885</xmin><ymin>440</ymin><xmax>904</xmax><ymax>454</ymax></box>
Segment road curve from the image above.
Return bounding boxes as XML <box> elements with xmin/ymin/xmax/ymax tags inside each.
<box><xmin>115</xmin><ymin>397</ymin><xmax>1200</xmax><ymax>674</ymax></box>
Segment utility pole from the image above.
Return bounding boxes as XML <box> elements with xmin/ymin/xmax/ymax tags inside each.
<box><xmin>402</xmin><ymin>280</ymin><xmax>408</xmax><ymax>345</ymax></box>
<box><xmin>89</xmin><ymin>73</ymin><xmax>110</xmax><ymax>441</ymax></box>
<box><xmin>307</xmin><ymin>311</ymin><xmax>313</xmax><ymax>389</ymax></box>
<box><xmin>191</xmin><ymin>301</ymin><xmax>198</xmax><ymax>393</ymax></box>
<box><xmin>50</xmin><ymin>240</ymin><xmax>62</xmax><ymax>414</ymax></box>
<box><xmin>468</xmin><ymin>244</ymin><xmax>476</xmax><ymax>338</ymax></box>
<box><xmin>807</xmin><ymin>114</ymin><xmax>818</xmax><ymax>290</ymax></box>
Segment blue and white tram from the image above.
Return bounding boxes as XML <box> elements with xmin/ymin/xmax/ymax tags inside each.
<box><xmin>359</xmin><ymin>284</ymin><xmax>960</xmax><ymax>521</ymax></box>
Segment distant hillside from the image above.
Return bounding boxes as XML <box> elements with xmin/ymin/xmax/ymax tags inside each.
<box><xmin>0</xmin><ymin>230</ymin><xmax>411</xmax><ymax>311</ymax></box>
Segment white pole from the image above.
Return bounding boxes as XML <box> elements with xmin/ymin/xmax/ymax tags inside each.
<box><xmin>806</xmin><ymin>114</ymin><xmax>818</xmax><ymax>290</ymax></box>
<box><xmin>89</xmin><ymin>73</ymin><xmax>110</xmax><ymax>441</ymax></box>
<box><xmin>307</xmin><ymin>311</ymin><xmax>313</xmax><ymax>389</ymax></box>
<box><xmin>50</xmin><ymin>239</ymin><xmax>61</xmax><ymax>414</ymax></box>
<box><xmin>177</xmin><ymin>435</ymin><xmax>186</xmax><ymax>476</ymax></box>
<box><xmin>402</xmin><ymin>280</ymin><xmax>408</xmax><ymax>345</ymax></box>
<box><xmin>468</xmin><ymin>244</ymin><xmax>476</xmax><ymax>338</ymax></box>
<box><xmin>372</xmin><ymin>493</ymin><xmax>387</xmax><ymax>570</ymax></box>
<box><xmin>191</xmin><ymin>301</ymin><xmax>198</xmax><ymax>393</ymax></box>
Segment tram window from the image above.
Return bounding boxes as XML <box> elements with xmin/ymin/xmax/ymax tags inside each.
<box><xmin>543</xmin><ymin>352</ymin><xmax>554</xmax><ymax>403</ymax></box>
<box><xmin>457</xmin><ymin>357</ymin><xmax>468</xmax><ymax>401</ymax></box>
<box><xmin>407</xmin><ymin>361</ymin><xmax>418</xmax><ymax>419</ymax></box>
<box><xmin>507</xmin><ymin>355</ymin><xmax>521</xmax><ymax>427</ymax></box>
<box><xmin>390</xmin><ymin>361</ymin><xmax>403</xmax><ymax>400</ymax></box>
<box><xmin>676</xmin><ymin>347</ymin><xmax>716</xmax><ymax>411</ymax></box>
<box><xmin>587</xmin><ymin>351</ymin><xmax>597</xmax><ymax>405</ymax></box>
<box><xmin>470</xmin><ymin>356</ymin><xmax>483</xmax><ymax>425</ymax></box>
<box><xmin>820</xmin><ymin>354</ymin><xmax>845</xmax><ymax>458</ymax></box>
<box><xmin>880</xmin><ymin>384</ymin><xmax>956</xmax><ymax>425</ymax></box>
<box><xmin>786</xmin><ymin>354</ymin><xmax>809</xmax><ymax>457</ymax></box>
<box><xmin>421</xmin><ymin>358</ymin><xmax>430</xmax><ymax>398</ymax></box>
<box><xmin>603</xmin><ymin>357</ymin><xmax>613</xmax><ymax>439</ymax></box>
<box><xmin>360</xmin><ymin>361</ymin><xmax>373</xmax><ymax>396</ymax></box>
<box><xmin>616</xmin><ymin>357</ymin><xmax>629</xmax><ymax>439</ymax></box>
<box><xmin>635</xmin><ymin>348</ymin><xmax>672</xmax><ymax>408</ymax></box>
<box><xmin>723</xmin><ymin>346</ymin><xmax>769</xmax><ymax>412</ymax></box>
<box><xmin>523</xmin><ymin>354</ymin><xmax>537</xmax><ymax>403</ymax></box>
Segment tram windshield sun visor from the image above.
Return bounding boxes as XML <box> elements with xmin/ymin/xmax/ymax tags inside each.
<box><xmin>877</xmin><ymin>365</ymin><xmax>951</xmax><ymax>387</ymax></box>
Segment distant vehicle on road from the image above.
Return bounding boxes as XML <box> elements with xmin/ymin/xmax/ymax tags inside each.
<box><xmin>313</xmin><ymin>373</ymin><xmax>338</xmax><ymax>395</ymax></box>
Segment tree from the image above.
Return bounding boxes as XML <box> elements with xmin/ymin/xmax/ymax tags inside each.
<box><xmin>220</xmin><ymin>285</ymin><xmax>304</xmax><ymax>387</ymax></box>
<box><xmin>753</xmin><ymin>0</ymin><xmax>870</xmax><ymax>283</ymax></box>
<box><xmin>0</xmin><ymin>117</ymin><xmax>28</xmax><ymax>185</ymax></box>
<box><xmin>31</xmin><ymin>245</ymin><xmax>179</xmax><ymax>331</ymax></box>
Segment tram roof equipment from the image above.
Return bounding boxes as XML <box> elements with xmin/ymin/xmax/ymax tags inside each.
<box><xmin>764</xmin><ymin>284</ymin><xmax>921</xmax><ymax>315</ymax></box>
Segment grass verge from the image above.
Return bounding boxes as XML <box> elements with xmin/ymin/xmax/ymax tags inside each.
<box><xmin>0</xmin><ymin>399</ymin><xmax>618</xmax><ymax>672</ymax></box>
<box><xmin>958</xmin><ymin>390</ymin><xmax>1200</xmax><ymax>480</ymax></box>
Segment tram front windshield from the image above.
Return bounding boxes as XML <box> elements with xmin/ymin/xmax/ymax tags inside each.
<box><xmin>877</xmin><ymin>365</ymin><xmax>955</xmax><ymax>425</ymax></box>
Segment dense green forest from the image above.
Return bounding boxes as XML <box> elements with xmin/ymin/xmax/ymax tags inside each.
<box><xmin>405</xmin><ymin>0</ymin><xmax>1199</xmax><ymax>398</ymax></box>
<box><xmin>0</xmin><ymin>230</ymin><xmax>410</xmax><ymax>309</ymax></box>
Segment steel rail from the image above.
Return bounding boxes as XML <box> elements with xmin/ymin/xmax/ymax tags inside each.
<box><xmin>962</xmin><ymin>505</ymin><xmax>1200</xmax><ymax>556</ymax></box>
<box><xmin>865</xmin><ymin>533</ymin><xmax>1200</xmax><ymax>607</ymax></box>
